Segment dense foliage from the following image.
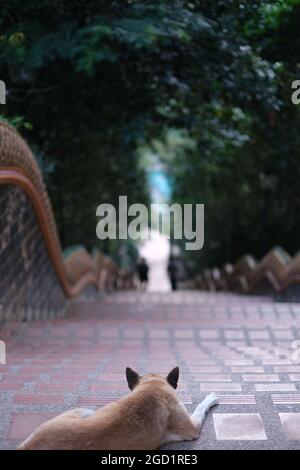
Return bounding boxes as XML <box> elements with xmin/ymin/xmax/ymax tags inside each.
<box><xmin>0</xmin><ymin>1</ymin><xmax>299</xmax><ymax>273</ymax></box>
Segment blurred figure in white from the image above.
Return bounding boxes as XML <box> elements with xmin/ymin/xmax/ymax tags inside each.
<box><xmin>139</xmin><ymin>230</ymin><xmax>171</xmax><ymax>292</ymax></box>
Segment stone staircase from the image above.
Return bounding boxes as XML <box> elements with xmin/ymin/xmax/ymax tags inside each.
<box><xmin>1</xmin><ymin>291</ymin><xmax>300</xmax><ymax>450</ymax></box>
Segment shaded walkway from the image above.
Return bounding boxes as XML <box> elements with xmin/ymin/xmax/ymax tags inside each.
<box><xmin>1</xmin><ymin>291</ymin><xmax>300</xmax><ymax>449</ymax></box>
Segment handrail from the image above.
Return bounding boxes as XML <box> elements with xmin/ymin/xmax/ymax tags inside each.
<box><xmin>0</xmin><ymin>121</ymin><xmax>131</xmax><ymax>304</ymax></box>
<box><xmin>193</xmin><ymin>246</ymin><xmax>300</xmax><ymax>300</ymax></box>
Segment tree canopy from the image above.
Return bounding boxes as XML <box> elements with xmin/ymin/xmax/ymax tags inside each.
<box><xmin>1</xmin><ymin>1</ymin><xmax>299</xmax><ymax>272</ymax></box>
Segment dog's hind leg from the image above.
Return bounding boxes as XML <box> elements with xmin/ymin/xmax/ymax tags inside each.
<box><xmin>191</xmin><ymin>393</ymin><xmax>219</xmax><ymax>431</ymax></box>
<box><xmin>17</xmin><ymin>408</ymin><xmax>96</xmax><ymax>449</ymax></box>
<box><xmin>163</xmin><ymin>396</ymin><xmax>218</xmax><ymax>445</ymax></box>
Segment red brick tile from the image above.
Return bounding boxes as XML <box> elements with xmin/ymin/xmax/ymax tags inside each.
<box><xmin>149</xmin><ymin>329</ymin><xmax>169</xmax><ymax>338</ymax></box>
<box><xmin>272</xmin><ymin>394</ymin><xmax>300</xmax><ymax>404</ymax></box>
<box><xmin>249</xmin><ymin>331</ymin><xmax>270</xmax><ymax>339</ymax></box>
<box><xmin>289</xmin><ymin>374</ymin><xmax>300</xmax><ymax>381</ymax></box>
<box><xmin>200</xmin><ymin>383</ymin><xmax>242</xmax><ymax>392</ymax></box>
<box><xmin>123</xmin><ymin>329</ymin><xmax>144</xmax><ymax>338</ymax></box>
<box><xmin>175</xmin><ymin>330</ymin><xmax>194</xmax><ymax>338</ymax></box>
<box><xmin>35</xmin><ymin>382</ymin><xmax>79</xmax><ymax>391</ymax></box>
<box><xmin>255</xmin><ymin>384</ymin><xmax>296</xmax><ymax>392</ymax></box>
<box><xmin>198</xmin><ymin>330</ymin><xmax>219</xmax><ymax>339</ymax></box>
<box><xmin>274</xmin><ymin>366</ymin><xmax>300</xmax><ymax>373</ymax></box>
<box><xmin>14</xmin><ymin>394</ymin><xmax>65</xmax><ymax>404</ymax></box>
<box><xmin>49</xmin><ymin>374</ymin><xmax>85</xmax><ymax>382</ymax></box>
<box><xmin>189</xmin><ymin>366</ymin><xmax>222</xmax><ymax>373</ymax></box>
<box><xmin>0</xmin><ymin>382</ymin><xmax>24</xmax><ymax>391</ymax></box>
<box><xmin>225</xmin><ymin>360</ymin><xmax>254</xmax><ymax>366</ymax></box>
<box><xmin>8</xmin><ymin>413</ymin><xmax>56</xmax><ymax>440</ymax></box>
<box><xmin>77</xmin><ymin>396</ymin><xmax>117</xmax><ymax>406</ymax></box>
<box><xmin>273</xmin><ymin>330</ymin><xmax>294</xmax><ymax>339</ymax></box>
<box><xmin>231</xmin><ymin>366</ymin><xmax>265</xmax><ymax>373</ymax></box>
<box><xmin>242</xmin><ymin>374</ymin><xmax>280</xmax><ymax>382</ymax></box>
<box><xmin>194</xmin><ymin>374</ymin><xmax>232</xmax><ymax>382</ymax></box>
<box><xmin>213</xmin><ymin>413</ymin><xmax>267</xmax><ymax>440</ymax></box>
<box><xmin>218</xmin><ymin>395</ymin><xmax>256</xmax><ymax>405</ymax></box>
<box><xmin>279</xmin><ymin>413</ymin><xmax>300</xmax><ymax>440</ymax></box>
<box><xmin>90</xmin><ymin>383</ymin><xmax>128</xmax><ymax>392</ymax></box>
<box><xmin>18</xmin><ymin>366</ymin><xmax>47</xmax><ymax>373</ymax></box>
<box><xmin>263</xmin><ymin>359</ymin><xmax>292</xmax><ymax>365</ymax></box>
<box><xmin>225</xmin><ymin>330</ymin><xmax>245</xmax><ymax>339</ymax></box>
<box><xmin>95</xmin><ymin>373</ymin><xmax>125</xmax><ymax>381</ymax></box>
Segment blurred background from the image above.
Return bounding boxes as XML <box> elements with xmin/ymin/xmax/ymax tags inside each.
<box><xmin>0</xmin><ymin>0</ymin><xmax>300</xmax><ymax>284</ymax></box>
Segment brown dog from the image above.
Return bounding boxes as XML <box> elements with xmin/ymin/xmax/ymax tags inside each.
<box><xmin>18</xmin><ymin>367</ymin><xmax>218</xmax><ymax>450</ymax></box>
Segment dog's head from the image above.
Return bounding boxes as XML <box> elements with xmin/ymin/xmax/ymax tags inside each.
<box><xmin>125</xmin><ymin>366</ymin><xmax>179</xmax><ymax>391</ymax></box>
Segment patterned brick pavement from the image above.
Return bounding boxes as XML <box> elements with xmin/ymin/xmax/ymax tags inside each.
<box><xmin>1</xmin><ymin>291</ymin><xmax>300</xmax><ymax>449</ymax></box>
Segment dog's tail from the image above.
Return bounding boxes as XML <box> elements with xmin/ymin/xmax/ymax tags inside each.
<box><xmin>191</xmin><ymin>392</ymin><xmax>219</xmax><ymax>430</ymax></box>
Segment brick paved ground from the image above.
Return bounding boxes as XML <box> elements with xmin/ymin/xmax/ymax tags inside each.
<box><xmin>1</xmin><ymin>291</ymin><xmax>300</xmax><ymax>449</ymax></box>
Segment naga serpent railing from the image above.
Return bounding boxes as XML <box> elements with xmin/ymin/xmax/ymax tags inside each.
<box><xmin>0</xmin><ymin>121</ymin><xmax>133</xmax><ymax>322</ymax></box>
<box><xmin>189</xmin><ymin>246</ymin><xmax>300</xmax><ymax>301</ymax></box>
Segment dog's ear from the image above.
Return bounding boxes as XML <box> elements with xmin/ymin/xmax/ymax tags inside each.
<box><xmin>166</xmin><ymin>366</ymin><xmax>179</xmax><ymax>389</ymax></box>
<box><xmin>126</xmin><ymin>367</ymin><xmax>140</xmax><ymax>390</ymax></box>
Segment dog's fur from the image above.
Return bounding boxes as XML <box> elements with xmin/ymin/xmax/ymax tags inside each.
<box><xmin>18</xmin><ymin>367</ymin><xmax>218</xmax><ymax>450</ymax></box>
